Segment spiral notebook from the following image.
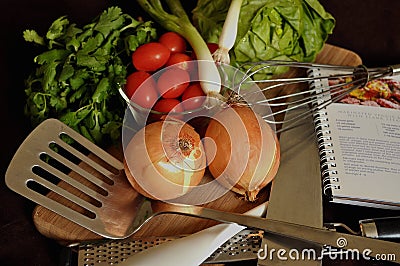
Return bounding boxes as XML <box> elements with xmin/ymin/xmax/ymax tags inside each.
<box><xmin>309</xmin><ymin>68</ymin><xmax>400</xmax><ymax>209</ymax></box>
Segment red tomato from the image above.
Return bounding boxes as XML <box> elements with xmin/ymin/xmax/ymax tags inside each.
<box><xmin>207</xmin><ymin>43</ymin><xmax>219</xmax><ymax>54</ymax></box>
<box><xmin>132</xmin><ymin>42</ymin><xmax>170</xmax><ymax>71</ymax></box>
<box><xmin>125</xmin><ymin>71</ymin><xmax>158</xmax><ymax>109</ymax></box>
<box><xmin>158</xmin><ymin>32</ymin><xmax>187</xmax><ymax>54</ymax></box>
<box><xmin>165</xmin><ymin>53</ymin><xmax>194</xmax><ymax>72</ymax></box>
<box><xmin>125</xmin><ymin>71</ymin><xmax>152</xmax><ymax>98</ymax></box>
<box><xmin>153</xmin><ymin>98</ymin><xmax>184</xmax><ymax>114</ymax></box>
<box><xmin>181</xmin><ymin>82</ymin><xmax>206</xmax><ymax>110</ymax></box>
<box><xmin>157</xmin><ymin>68</ymin><xmax>190</xmax><ymax>98</ymax></box>
<box><xmin>191</xmin><ymin>43</ymin><xmax>219</xmax><ymax>59</ymax></box>
<box><xmin>152</xmin><ymin>98</ymin><xmax>184</xmax><ymax>121</ymax></box>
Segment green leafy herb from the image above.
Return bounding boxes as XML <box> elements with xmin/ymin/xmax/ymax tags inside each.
<box><xmin>23</xmin><ymin>6</ymin><xmax>157</xmax><ymax>147</ymax></box>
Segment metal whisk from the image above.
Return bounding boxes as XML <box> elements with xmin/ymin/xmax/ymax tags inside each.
<box><xmin>233</xmin><ymin>60</ymin><xmax>400</xmax><ymax>132</ymax></box>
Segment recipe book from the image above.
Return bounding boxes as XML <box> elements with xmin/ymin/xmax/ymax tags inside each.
<box><xmin>309</xmin><ymin>68</ymin><xmax>400</xmax><ymax>209</ymax></box>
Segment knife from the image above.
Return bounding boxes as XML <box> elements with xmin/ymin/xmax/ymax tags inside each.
<box><xmin>257</xmin><ymin>99</ymin><xmax>324</xmax><ymax>265</ymax></box>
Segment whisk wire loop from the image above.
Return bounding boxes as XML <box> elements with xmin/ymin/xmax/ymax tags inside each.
<box><xmin>232</xmin><ymin>60</ymin><xmax>400</xmax><ymax>133</ymax></box>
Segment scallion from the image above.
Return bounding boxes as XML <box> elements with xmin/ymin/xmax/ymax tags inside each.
<box><xmin>213</xmin><ymin>0</ymin><xmax>242</xmax><ymax>65</ymax></box>
<box><xmin>136</xmin><ymin>0</ymin><xmax>222</xmax><ymax>99</ymax></box>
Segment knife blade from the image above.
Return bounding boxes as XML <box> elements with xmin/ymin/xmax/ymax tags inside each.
<box><xmin>258</xmin><ymin>102</ymin><xmax>324</xmax><ymax>265</ymax></box>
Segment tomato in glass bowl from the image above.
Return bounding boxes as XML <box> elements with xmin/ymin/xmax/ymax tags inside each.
<box><xmin>119</xmin><ymin>61</ymin><xmax>213</xmax><ymax>132</ymax></box>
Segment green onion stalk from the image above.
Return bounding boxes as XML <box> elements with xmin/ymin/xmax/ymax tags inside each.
<box><xmin>136</xmin><ymin>0</ymin><xmax>222</xmax><ymax>100</ymax></box>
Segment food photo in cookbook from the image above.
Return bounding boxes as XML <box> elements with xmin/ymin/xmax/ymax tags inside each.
<box><xmin>1</xmin><ymin>0</ymin><xmax>400</xmax><ymax>266</ymax></box>
<box><xmin>339</xmin><ymin>78</ymin><xmax>400</xmax><ymax>109</ymax></box>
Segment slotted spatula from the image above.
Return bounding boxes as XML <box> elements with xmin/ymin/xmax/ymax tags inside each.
<box><xmin>5</xmin><ymin>118</ymin><xmax>143</xmax><ymax>238</ymax></box>
<box><xmin>5</xmin><ymin>119</ymin><xmax>400</xmax><ymax>263</ymax></box>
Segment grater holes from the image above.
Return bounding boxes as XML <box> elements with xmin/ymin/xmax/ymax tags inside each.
<box><xmin>207</xmin><ymin>229</ymin><xmax>263</xmax><ymax>259</ymax></box>
<box><xmin>79</xmin><ymin>237</ymin><xmax>184</xmax><ymax>265</ymax></box>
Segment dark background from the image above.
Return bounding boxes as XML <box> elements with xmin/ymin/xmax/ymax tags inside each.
<box><xmin>1</xmin><ymin>0</ymin><xmax>400</xmax><ymax>265</ymax></box>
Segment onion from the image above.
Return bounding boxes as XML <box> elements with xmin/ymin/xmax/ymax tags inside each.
<box><xmin>124</xmin><ymin>119</ymin><xmax>206</xmax><ymax>201</ymax></box>
<box><xmin>204</xmin><ymin>104</ymin><xmax>280</xmax><ymax>201</ymax></box>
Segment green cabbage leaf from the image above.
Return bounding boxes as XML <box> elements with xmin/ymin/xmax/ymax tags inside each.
<box><xmin>193</xmin><ymin>0</ymin><xmax>335</xmax><ymax>79</ymax></box>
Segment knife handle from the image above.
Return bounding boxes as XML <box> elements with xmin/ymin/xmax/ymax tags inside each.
<box><xmin>359</xmin><ymin>216</ymin><xmax>400</xmax><ymax>239</ymax></box>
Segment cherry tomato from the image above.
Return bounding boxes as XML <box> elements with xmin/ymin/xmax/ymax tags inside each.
<box><xmin>158</xmin><ymin>32</ymin><xmax>187</xmax><ymax>54</ymax></box>
<box><xmin>132</xmin><ymin>42</ymin><xmax>170</xmax><ymax>71</ymax></box>
<box><xmin>157</xmin><ymin>68</ymin><xmax>190</xmax><ymax>98</ymax></box>
<box><xmin>153</xmin><ymin>98</ymin><xmax>184</xmax><ymax>114</ymax></box>
<box><xmin>207</xmin><ymin>43</ymin><xmax>219</xmax><ymax>54</ymax></box>
<box><xmin>152</xmin><ymin>98</ymin><xmax>184</xmax><ymax>121</ymax></box>
<box><xmin>125</xmin><ymin>71</ymin><xmax>158</xmax><ymax>109</ymax></box>
<box><xmin>181</xmin><ymin>82</ymin><xmax>206</xmax><ymax>110</ymax></box>
<box><xmin>125</xmin><ymin>71</ymin><xmax>151</xmax><ymax>98</ymax></box>
<box><xmin>191</xmin><ymin>43</ymin><xmax>219</xmax><ymax>59</ymax></box>
<box><xmin>165</xmin><ymin>53</ymin><xmax>194</xmax><ymax>72</ymax></box>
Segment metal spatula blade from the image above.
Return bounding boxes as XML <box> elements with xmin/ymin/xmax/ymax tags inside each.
<box><xmin>5</xmin><ymin>118</ymin><xmax>142</xmax><ymax>238</ymax></box>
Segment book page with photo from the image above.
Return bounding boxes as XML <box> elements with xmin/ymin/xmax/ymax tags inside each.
<box><xmin>311</xmin><ymin>72</ymin><xmax>400</xmax><ymax>209</ymax></box>
<box><xmin>339</xmin><ymin>77</ymin><xmax>400</xmax><ymax>109</ymax></box>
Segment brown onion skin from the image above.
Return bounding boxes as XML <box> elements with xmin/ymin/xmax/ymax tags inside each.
<box><xmin>124</xmin><ymin>120</ymin><xmax>206</xmax><ymax>201</ymax></box>
<box><xmin>204</xmin><ymin>105</ymin><xmax>280</xmax><ymax>201</ymax></box>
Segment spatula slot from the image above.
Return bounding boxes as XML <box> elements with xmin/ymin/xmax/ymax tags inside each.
<box><xmin>26</xmin><ymin>179</ymin><xmax>97</xmax><ymax>219</ymax></box>
<box><xmin>46</xmin><ymin>142</ymin><xmax>113</xmax><ymax>194</ymax></box>
<box><xmin>39</xmin><ymin>152</ymin><xmax>71</xmax><ymax>176</ymax></box>
<box><xmin>83</xmin><ymin>151</ymin><xmax>120</xmax><ymax>180</ymax></box>
<box><xmin>32</xmin><ymin>163</ymin><xmax>61</xmax><ymax>186</ymax></box>
<box><xmin>32</xmin><ymin>165</ymin><xmax>103</xmax><ymax>208</ymax></box>
<box><xmin>59</xmin><ymin>132</ymin><xmax>120</xmax><ymax>177</ymax></box>
<box><xmin>26</xmin><ymin>178</ymin><xmax>51</xmax><ymax>196</ymax></box>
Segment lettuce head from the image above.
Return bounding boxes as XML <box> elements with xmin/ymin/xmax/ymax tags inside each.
<box><xmin>192</xmin><ymin>0</ymin><xmax>335</xmax><ymax>79</ymax></box>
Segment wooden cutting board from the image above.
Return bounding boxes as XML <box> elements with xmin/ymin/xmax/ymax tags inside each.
<box><xmin>32</xmin><ymin>157</ymin><xmax>269</xmax><ymax>244</ymax></box>
<box><xmin>32</xmin><ymin>44</ymin><xmax>362</xmax><ymax>245</ymax></box>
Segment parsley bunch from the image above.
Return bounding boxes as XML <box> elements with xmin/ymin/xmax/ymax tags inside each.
<box><xmin>23</xmin><ymin>6</ymin><xmax>157</xmax><ymax>147</ymax></box>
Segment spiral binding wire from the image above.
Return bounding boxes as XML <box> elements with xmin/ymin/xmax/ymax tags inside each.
<box><xmin>308</xmin><ymin>68</ymin><xmax>341</xmax><ymax>198</ymax></box>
